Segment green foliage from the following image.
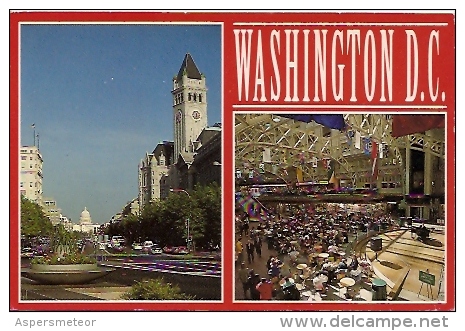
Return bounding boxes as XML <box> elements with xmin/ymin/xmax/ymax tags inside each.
<box><xmin>31</xmin><ymin>253</ymin><xmax>96</xmax><ymax>265</ymax></box>
<box><xmin>20</xmin><ymin>195</ymin><xmax>53</xmax><ymax>237</ymax></box>
<box><xmin>121</xmin><ymin>278</ymin><xmax>194</xmax><ymax>300</ymax></box>
<box><xmin>105</xmin><ymin>183</ymin><xmax>221</xmax><ymax>250</ymax></box>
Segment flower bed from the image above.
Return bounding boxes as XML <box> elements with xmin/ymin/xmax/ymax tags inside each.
<box><xmin>31</xmin><ymin>252</ymin><xmax>96</xmax><ymax>265</ymax></box>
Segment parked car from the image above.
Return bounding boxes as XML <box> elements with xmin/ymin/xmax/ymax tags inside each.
<box><xmin>111</xmin><ymin>236</ymin><xmax>126</xmax><ymax>246</ymax></box>
<box><xmin>21</xmin><ymin>247</ymin><xmax>34</xmax><ymax>258</ymax></box>
<box><xmin>132</xmin><ymin>242</ymin><xmax>143</xmax><ymax>250</ymax></box>
<box><xmin>163</xmin><ymin>246</ymin><xmax>174</xmax><ymax>254</ymax></box>
<box><xmin>174</xmin><ymin>246</ymin><xmax>189</xmax><ymax>255</ymax></box>
<box><xmin>150</xmin><ymin>246</ymin><xmax>163</xmax><ymax>254</ymax></box>
<box><xmin>112</xmin><ymin>244</ymin><xmax>125</xmax><ymax>252</ymax></box>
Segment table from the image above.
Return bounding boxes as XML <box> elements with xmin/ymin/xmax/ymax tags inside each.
<box><xmin>301</xmin><ymin>290</ymin><xmax>312</xmax><ymax>297</ymax></box>
<box><xmin>295</xmin><ymin>283</ymin><xmax>305</xmax><ymax>291</ymax></box>
<box><xmin>279</xmin><ymin>278</ymin><xmax>295</xmax><ymax>289</ymax></box>
<box><xmin>296</xmin><ymin>263</ymin><xmax>308</xmax><ymax>270</ymax></box>
<box><xmin>314</xmin><ymin>274</ymin><xmax>328</xmax><ymax>283</ymax></box>
<box><xmin>340</xmin><ymin>277</ymin><xmax>356</xmax><ymax>287</ymax></box>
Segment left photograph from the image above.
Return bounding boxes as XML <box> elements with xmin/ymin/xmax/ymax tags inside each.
<box><xmin>16</xmin><ymin>23</ymin><xmax>222</xmax><ymax>302</ymax></box>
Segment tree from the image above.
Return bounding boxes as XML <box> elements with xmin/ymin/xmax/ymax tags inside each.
<box><xmin>20</xmin><ymin>195</ymin><xmax>53</xmax><ymax>238</ymax></box>
<box><xmin>191</xmin><ymin>183</ymin><xmax>221</xmax><ymax>249</ymax></box>
<box><xmin>121</xmin><ymin>278</ymin><xmax>194</xmax><ymax>300</ymax></box>
<box><xmin>106</xmin><ymin>183</ymin><xmax>221</xmax><ymax>250</ymax></box>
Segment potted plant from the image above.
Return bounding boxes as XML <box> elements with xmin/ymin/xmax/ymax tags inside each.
<box><xmin>23</xmin><ymin>225</ymin><xmax>116</xmax><ymax>285</ymax></box>
<box><xmin>30</xmin><ymin>224</ymin><xmax>97</xmax><ymax>270</ymax></box>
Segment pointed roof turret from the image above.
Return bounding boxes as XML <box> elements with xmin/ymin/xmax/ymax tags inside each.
<box><xmin>176</xmin><ymin>53</ymin><xmax>202</xmax><ymax>81</ymax></box>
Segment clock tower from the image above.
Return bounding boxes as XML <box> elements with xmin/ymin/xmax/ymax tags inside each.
<box><xmin>172</xmin><ymin>53</ymin><xmax>208</xmax><ymax>160</ymax></box>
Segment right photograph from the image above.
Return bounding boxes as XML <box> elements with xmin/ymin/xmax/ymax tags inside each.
<box><xmin>234</xmin><ymin>113</ymin><xmax>446</xmax><ymax>303</ymax></box>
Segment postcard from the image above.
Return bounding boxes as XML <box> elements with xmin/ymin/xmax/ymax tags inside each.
<box><xmin>10</xmin><ymin>10</ymin><xmax>455</xmax><ymax>313</ymax></box>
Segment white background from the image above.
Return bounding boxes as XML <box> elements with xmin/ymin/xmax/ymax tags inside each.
<box><xmin>2</xmin><ymin>1</ymin><xmax>463</xmax><ymax>329</ymax></box>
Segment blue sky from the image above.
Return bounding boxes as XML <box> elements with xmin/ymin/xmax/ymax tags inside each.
<box><xmin>19</xmin><ymin>24</ymin><xmax>222</xmax><ymax>224</ymax></box>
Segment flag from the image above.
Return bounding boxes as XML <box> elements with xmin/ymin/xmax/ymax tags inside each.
<box><xmin>371</xmin><ymin>140</ymin><xmax>379</xmax><ymax>182</ymax></box>
<box><xmin>346</xmin><ymin>130</ymin><xmax>354</xmax><ymax>146</ymax></box>
<box><xmin>327</xmin><ymin>159</ymin><xmax>339</xmax><ymax>189</ymax></box>
<box><xmin>312</xmin><ymin>157</ymin><xmax>318</xmax><ymax>168</ymax></box>
<box><xmin>379</xmin><ymin>143</ymin><xmax>384</xmax><ymax>159</ymax></box>
<box><xmin>279</xmin><ymin>114</ymin><xmax>345</xmax><ymax>130</ymax></box>
<box><xmin>363</xmin><ymin>137</ymin><xmax>371</xmax><ymax>155</ymax></box>
<box><xmin>272</xmin><ymin>165</ymin><xmax>278</xmax><ymax>174</ymax></box>
<box><xmin>296</xmin><ymin>167</ymin><xmax>303</xmax><ymax>183</ymax></box>
<box><xmin>391</xmin><ymin>115</ymin><xmax>445</xmax><ymax>137</ymax></box>
<box><xmin>263</xmin><ymin>148</ymin><xmax>271</xmax><ymax>162</ymax></box>
<box><xmin>355</xmin><ymin>131</ymin><xmax>361</xmax><ymax>149</ymax></box>
<box><xmin>322</xmin><ymin>158</ymin><xmax>328</xmax><ymax>169</ymax></box>
<box><xmin>236</xmin><ymin>194</ymin><xmax>268</xmax><ymax>221</ymax></box>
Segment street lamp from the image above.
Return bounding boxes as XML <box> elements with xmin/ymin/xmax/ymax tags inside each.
<box><xmin>169</xmin><ymin>188</ymin><xmax>191</xmax><ymax>252</ymax></box>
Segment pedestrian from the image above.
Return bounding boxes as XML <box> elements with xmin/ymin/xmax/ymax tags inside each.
<box><xmin>247</xmin><ymin>272</ymin><xmax>261</xmax><ymax>300</ymax></box>
<box><xmin>246</xmin><ymin>240</ymin><xmax>255</xmax><ymax>264</ymax></box>
<box><xmin>254</xmin><ymin>236</ymin><xmax>262</xmax><ymax>257</ymax></box>
<box><xmin>243</xmin><ymin>217</ymin><xmax>250</xmax><ymax>235</ymax></box>
<box><xmin>235</xmin><ymin>238</ymin><xmax>244</xmax><ymax>264</ymax></box>
<box><xmin>256</xmin><ymin>278</ymin><xmax>273</xmax><ymax>300</ymax></box>
<box><xmin>238</xmin><ymin>262</ymin><xmax>250</xmax><ymax>299</ymax></box>
<box><xmin>266</xmin><ymin>255</ymin><xmax>274</xmax><ymax>272</ymax></box>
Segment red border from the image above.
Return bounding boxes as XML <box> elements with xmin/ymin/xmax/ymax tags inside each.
<box><xmin>10</xmin><ymin>10</ymin><xmax>455</xmax><ymax>312</ymax></box>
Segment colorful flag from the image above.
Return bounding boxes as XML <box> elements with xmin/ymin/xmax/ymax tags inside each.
<box><xmin>312</xmin><ymin>157</ymin><xmax>318</xmax><ymax>168</ymax></box>
<box><xmin>296</xmin><ymin>167</ymin><xmax>303</xmax><ymax>183</ymax></box>
<box><xmin>236</xmin><ymin>194</ymin><xmax>268</xmax><ymax>221</ymax></box>
<box><xmin>346</xmin><ymin>130</ymin><xmax>354</xmax><ymax>146</ymax></box>
<box><xmin>371</xmin><ymin>140</ymin><xmax>379</xmax><ymax>182</ymax></box>
<box><xmin>391</xmin><ymin>114</ymin><xmax>445</xmax><ymax>137</ymax></box>
<box><xmin>279</xmin><ymin>114</ymin><xmax>345</xmax><ymax>130</ymax></box>
<box><xmin>263</xmin><ymin>148</ymin><xmax>271</xmax><ymax>162</ymax></box>
<box><xmin>363</xmin><ymin>137</ymin><xmax>371</xmax><ymax>155</ymax></box>
<box><xmin>355</xmin><ymin>131</ymin><xmax>361</xmax><ymax>149</ymax></box>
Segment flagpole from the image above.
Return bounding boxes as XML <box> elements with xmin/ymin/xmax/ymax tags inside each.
<box><xmin>33</xmin><ymin>128</ymin><xmax>36</xmax><ymax>147</ymax></box>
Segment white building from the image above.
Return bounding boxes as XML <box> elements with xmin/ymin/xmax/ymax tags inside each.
<box><xmin>59</xmin><ymin>214</ymin><xmax>73</xmax><ymax>231</ymax></box>
<box><xmin>42</xmin><ymin>197</ymin><xmax>61</xmax><ymax>225</ymax></box>
<box><xmin>73</xmin><ymin>207</ymin><xmax>99</xmax><ymax>234</ymax></box>
<box><xmin>20</xmin><ymin>146</ymin><xmax>43</xmax><ymax>206</ymax></box>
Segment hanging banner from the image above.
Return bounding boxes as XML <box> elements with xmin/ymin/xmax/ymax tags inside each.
<box><xmin>263</xmin><ymin>147</ymin><xmax>271</xmax><ymax>162</ymax></box>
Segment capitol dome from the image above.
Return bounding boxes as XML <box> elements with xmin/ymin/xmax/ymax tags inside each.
<box><xmin>79</xmin><ymin>207</ymin><xmax>92</xmax><ymax>224</ymax></box>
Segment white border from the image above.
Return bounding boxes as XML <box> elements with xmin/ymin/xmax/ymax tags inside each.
<box><xmin>16</xmin><ymin>20</ymin><xmax>225</xmax><ymax>305</ymax></box>
<box><xmin>232</xmin><ymin>111</ymin><xmax>448</xmax><ymax>304</ymax></box>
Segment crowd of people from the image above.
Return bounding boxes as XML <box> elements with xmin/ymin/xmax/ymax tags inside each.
<box><xmin>235</xmin><ymin>202</ymin><xmax>397</xmax><ymax>300</ymax></box>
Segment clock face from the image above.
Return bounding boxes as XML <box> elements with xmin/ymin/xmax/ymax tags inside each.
<box><xmin>175</xmin><ymin>110</ymin><xmax>182</xmax><ymax>123</ymax></box>
<box><xmin>192</xmin><ymin>110</ymin><xmax>201</xmax><ymax>120</ymax></box>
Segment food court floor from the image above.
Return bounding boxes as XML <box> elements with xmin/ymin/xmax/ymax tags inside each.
<box><xmin>234</xmin><ymin>225</ymin><xmax>445</xmax><ymax>302</ymax></box>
